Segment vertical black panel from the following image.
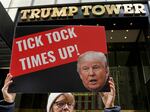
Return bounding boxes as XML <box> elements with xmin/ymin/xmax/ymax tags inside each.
<box><xmin>0</xmin><ymin>2</ymin><xmax>14</xmax><ymax>48</ymax></box>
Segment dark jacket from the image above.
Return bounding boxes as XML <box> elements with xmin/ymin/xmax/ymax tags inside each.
<box><xmin>0</xmin><ymin>100</ymin><xmax>121</xmax><ymax>112</ymax></box>
<box><xmin>0</xmin><ymin>100</ymin><xmax>15</xmax><ymax>112</ymax></box>
<box><xmin>105</xmin><ymin>106</ymin><xmax>121</xmax><ymax>112</ymax></box>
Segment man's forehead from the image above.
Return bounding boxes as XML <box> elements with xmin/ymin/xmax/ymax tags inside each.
<box><xmin>79</xmin><ymin>58</ymin><xmax>103</xmax><ymax>63</ymax></box>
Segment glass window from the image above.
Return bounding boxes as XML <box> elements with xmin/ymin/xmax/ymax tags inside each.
<box><xmin>7</xmin><ymin>8</ymin><xmax>18</xmax><ymax>21</ymax></box>
<box><xmin>9</xmin><ymin>0</ymin><xmax>32</xmax><ymax>7</ymax></box>
<box><xmin>33</xmin><ymin>0</ymin><xmax>55</xmax><ymax>6</ymax></box>
<box><xmin>57</xmin><ymin>0</ymin><xmax>80</xmax><ymax>4</ymax></box>
<box><xmin>107</xmin><ymin>0</ymin><xmax>130</xmax><ymax>1</ymax></box>
<box><xmin>81</xmin><ymin>0</ymin><xmax>106</xmax><ymax>2</ymax></box>
<box><xmin>0</xmin><ymin>0</ymin><xmax>11</xmax><ymax>8</ymax></box>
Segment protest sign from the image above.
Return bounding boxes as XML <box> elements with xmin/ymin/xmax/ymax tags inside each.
<box><xmin>9</xmin><ymin>25</ymin><xmax>109</xmax><ymax>93</ymax></box>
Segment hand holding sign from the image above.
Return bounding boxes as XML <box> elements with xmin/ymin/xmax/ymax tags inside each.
<box><xmin>1</xmin><ymin>73</ymin><xmax>16</xmax><ymax>103</ymax></box>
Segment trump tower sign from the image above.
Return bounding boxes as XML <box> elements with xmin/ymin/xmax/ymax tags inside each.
<box><xmin>9</xmin><ymin>25</ymin><xmax>109</xmax><ymax>93</ymax></box>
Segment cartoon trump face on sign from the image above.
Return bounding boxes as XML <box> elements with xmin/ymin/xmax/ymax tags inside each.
<box><xmin>77</xmin><ymin>51</ymin><xmax>109</xmax><ymax>91</ymax></box>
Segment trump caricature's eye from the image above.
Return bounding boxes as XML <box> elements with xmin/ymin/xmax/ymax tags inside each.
<box><xmin>92</xmin><ymin>65</ymin><xmax>101</xmax><ymax>71</ymax></box>
<box><xmin>81</xmin><ymin>66</ymin><xmax>89</xmax><ymax>71</ymax></box>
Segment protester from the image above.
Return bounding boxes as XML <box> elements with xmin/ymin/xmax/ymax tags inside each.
<box><xmin>0</xmin><ymin>73</ymin><xmax>120</xmax><ymax>112</ymax></box>
<box><xmin>77</xmin><ymin>51</ymin><xmax>109</xmax><ymax>91</ymax></box>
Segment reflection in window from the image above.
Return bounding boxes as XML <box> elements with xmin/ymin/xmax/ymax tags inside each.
<box><xmin>81</xmin><ymin>0</ymin><xmax>106</xmax><ymax>2</ymax></box>
<box><xmin>7</xmin><ymin>8</ymin><xmax>18</xmax><ymax>21</ymax></box>
<box><xmin>107</xmin><ymin>0</ymin><xmax>130</xmax><ymax>1</ymax></box>
<box><xmin>33</xmin><ymin>0</ymin><xmax>55</xmax><ymax>6</ymax></box>
<box><xmin>57</xmin><ymin>0</ymin><xmax>80</xmax><ymax>4</ymax></box>
<box><xmin>0</xmin><ymin>0</ymin><xmax>11</xmax><ymax>8</ymax></box>
<box><xmin>9</xmin><ymin>0</ymin><xmax>32</xmax><ymax>7</ymax></box>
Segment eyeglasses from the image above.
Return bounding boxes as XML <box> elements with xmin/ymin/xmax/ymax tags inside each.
<box><xmin>54</xmin><ymin>101</ymin><xmax>74</xmax><ymax>109</ymax></box>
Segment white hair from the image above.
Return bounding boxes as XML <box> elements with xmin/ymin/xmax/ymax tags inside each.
<box><xmin>47</xmin><ymin>93</ymin><xmax>74</xmax><ymax>112</ymax></box>
<box><xmin>77</xmin><ymin>51</ymin><xmax>108</xmax><ymax>73</ymax></box>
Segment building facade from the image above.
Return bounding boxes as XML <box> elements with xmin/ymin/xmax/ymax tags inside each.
<box><xmin>0</xmin><ymin>0</ymin><xmax>150</xmax><ymax>111</ymax></box>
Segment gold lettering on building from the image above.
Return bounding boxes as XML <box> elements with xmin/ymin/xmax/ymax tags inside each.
<box><xmin>104</xmin><ymin>4</ymin><xmax>121</xmax><ymax>15</ymax></box>
<box><xmin>20</xmin><ymin>9</ymin><xmax>30</xmax><ymax>20</ymax></box>
<box><xmin>82</xmin><ymin>5</ymin><xmax>92</xmax><ymax>16</ymax></box>
<box><xmin>51</xmin><ymin>7</ymin><xmax>67</xmax><ymax>18</ymax></box>
<box><xmin>92</xmin><ymin>5</ymin><xmax>105</xmax><ymax>16</ymax></box>
<box><xmin>41</xmin><ymin>8</ymin><xmax>51</xmax><ymax>19</ymax></box>
<box><xmin>29</xmin><ymin>9</ymin><xmax>41</xmax><ymax>19</ymax></box>
<box><xmin>20</xmin><ymin>3</ymin><xmax>147</xmax><ymax>21</ymax></box>
<box><xmin>68</xmin><ymin>6</ymin><xmax>78</xmax><ymax>16</ymax></box>
<box><xmin>123</xmin><ymin>4</ymin><xmax>134</xmax><ymax>15</ymax></box>
<box><xmin>133</xmin><ymin>4</ymin><xmax>146</xmax><ymax>14</ymax></box>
